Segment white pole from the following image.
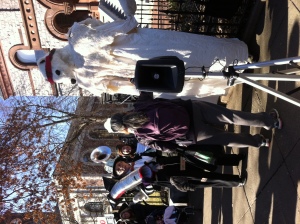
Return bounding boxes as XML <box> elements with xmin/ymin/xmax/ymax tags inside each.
<box><xmin>185</xmin><ymin>72</ymin><xmax>300</xmax><ymax>81</ymax></box>
<box><xmin>238</xmin><ymin>76</ymin><xmax>300</xmax><ymax>107</ymax></box>
<box><xmin>233</xmin><ymin>56</ymin><xmax>300</xmax><ymax>70</ymax></box>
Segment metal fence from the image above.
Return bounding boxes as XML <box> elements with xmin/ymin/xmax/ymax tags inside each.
<box><xmin>136</xmin><ymin>0</ymin><xmax>255</xmax><ymax>38</ymax></box>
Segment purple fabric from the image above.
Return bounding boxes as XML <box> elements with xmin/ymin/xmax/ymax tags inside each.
<box><xmin>134</xmin><ymin>92</ymin><xmax>190</xmax><ymax>142</ymax></box>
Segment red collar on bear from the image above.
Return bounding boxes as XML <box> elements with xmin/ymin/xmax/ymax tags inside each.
<box><xmin>45</xmin><ymin>49</ymin><xmax>56</xmax><ymax>84</ymax></box>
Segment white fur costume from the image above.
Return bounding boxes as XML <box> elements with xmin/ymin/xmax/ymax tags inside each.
<box><xmin>37</xmin><ymin>0</ymin><xmax>248</xmax><ymax>99</ymax></box>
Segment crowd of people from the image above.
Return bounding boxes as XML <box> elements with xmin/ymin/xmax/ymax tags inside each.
<box><xmin>90</xmin><ymin>91</ymin><xmax>283</xmax><ymax>223</ymax></box>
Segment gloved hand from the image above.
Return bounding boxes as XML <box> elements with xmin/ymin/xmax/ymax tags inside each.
<box><xmin>150</xmin><ymin>141</ymin><xmax>178</xmax><ymax>152</ymax></box>
<box><xmin>133</xmin><ymin>189</ymin><xmax>149</xmax><ymax>203</ymax></box>
<box><xmin>170</xmin><ymin>176</ymin><xmax>196</xmax><ymax>192</ymax></box>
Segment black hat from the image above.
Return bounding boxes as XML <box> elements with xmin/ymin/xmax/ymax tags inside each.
<box><xmin>112</xmin><ymin>156</ymin><xmax>128</xmax><ymax>179</ymax></box>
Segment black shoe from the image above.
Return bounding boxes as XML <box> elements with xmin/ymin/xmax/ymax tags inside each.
<box><xmin>238</xmin><ymin>172</ymin><xmax>248</xmax><ymax>187</ymax></box>
<box><xmin>269</xmin><ymin>108</ymin><xmax>282</xmax><ymax>129</ymax></box>
<box><xmin>237</xmin><ymin>153</ymin><xmax>247</xmax><ymax>166</ymax></box>
<box><xmin>258</xmin><ymin>134</ymin><xmax>270</xmax><ymax>148</ymax></box>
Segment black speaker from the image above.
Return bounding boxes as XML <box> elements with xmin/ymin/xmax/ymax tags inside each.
<box><xmin>134</xmin><ymin>56</ymin><xmax>185</xmax><ymax>93</ymax></box>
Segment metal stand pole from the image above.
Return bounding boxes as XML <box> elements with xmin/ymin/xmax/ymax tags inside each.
<box><xmin>233</xmin><ymin>56</ymin><xmax>300</xmax><ymax>70</ymax></box>
<box><xmin>185</xmin><ymin>56</ymin><xmax>300</xmax><ymax>107</ymax></box>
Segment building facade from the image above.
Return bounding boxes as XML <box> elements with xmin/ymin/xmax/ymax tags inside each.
<box><xmin>0</xmin><ymin>0</ymin><xmax>100</xmax><ymax>99</ymax></box>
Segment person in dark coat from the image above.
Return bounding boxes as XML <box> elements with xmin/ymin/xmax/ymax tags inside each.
<box><xmin>112</xmin><ymin>154</ymin><xmax>247</xmax><ymax>190</ymax></box>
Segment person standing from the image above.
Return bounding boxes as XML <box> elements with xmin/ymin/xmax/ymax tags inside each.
<box><xmin>104</xmin><ymin>91</ymin><xmax>282</xmax><ymax>150</ymax></box>
<box><xmin>112</xmin><ymin>155</ymin><xmax>247</xmax><ymax>190</ymax></box>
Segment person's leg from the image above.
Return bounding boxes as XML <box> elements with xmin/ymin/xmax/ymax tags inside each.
<box><xmin>215</xmin><ymin>153</ymin><xmax>244</xmax><ymax>166</ymax></box>
<box><xmin>158</xmin><ymin>162</ymin><xmax>243</xmax><ymax>186</ymax></box>
<box><xmin>188</xmin><ymin>174</ymin><xmax>243</xmax><ymax>188</ymax></box>
<box><xmin>170</xmin><ymin>172</ymin><xmax>245</xmax><ymax>190</ymax></box>
<box><xmin>163</xmin><ymin>163</ymin><xmax>246</xmax><ymax>190</ymax></box>
<box><xmin>196</xmin><ymin>171</ymin><xmax>245</xmax><ymax>187</ymax></box>
<box><xmin>194</xmin><ymin>121</ymin><xmax>265</xmax><ymax>147</ymax></box>
<box><xmin>192</xmin><ymin>102</ymin><xmax>269</xmax><ymax>148</ymax></box>
<box><xmin>157</xmin><ymin>163</ymin><xmax>217</xmax><ymax>182</ymax></box>
<box><xmin>155</xmin><ymin>155</ymin><xmax>180</xmax><ymax>165</ymax></box>
<box><xmin>192</xmin><ymin>101</ymin><xmax>276</xmax><ymax>130</ymax></box>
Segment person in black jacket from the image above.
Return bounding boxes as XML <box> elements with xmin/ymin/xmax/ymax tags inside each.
<box><xmin>116</xmin><ymin>143</ymin><xmax>246</xmax><ymax>172</ymax></box>
<box><xmin>112</xmin><ymin>153</ymin><xmax>247</xmax><ymax>190</ymax></box>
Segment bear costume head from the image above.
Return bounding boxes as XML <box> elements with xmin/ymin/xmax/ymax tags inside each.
<box><xmin>37</xmin><ymin>48</ymin><xmax>77</xmax><ymax>85</ymax></box>
<box><xmin>36</xmin><ymin>16</ymin><xmax>114</xmax><ymax>88</ymax></box>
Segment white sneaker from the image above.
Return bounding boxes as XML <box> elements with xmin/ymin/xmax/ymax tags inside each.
<box><xmin>133</xmin><ymin>189</ymin><xmax>149</xmax><ymax>203</ymax></box>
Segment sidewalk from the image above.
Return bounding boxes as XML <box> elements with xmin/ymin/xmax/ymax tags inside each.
<box><xmin>188</xmin><ymin>0</ymin><xmax>300</xmax><ymax>223</ymax></box>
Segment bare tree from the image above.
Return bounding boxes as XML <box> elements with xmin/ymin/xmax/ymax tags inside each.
<box><xmin>0</xmin><ymin>96</ymin><xmax>116</xmax><ymax>223</ymax></box>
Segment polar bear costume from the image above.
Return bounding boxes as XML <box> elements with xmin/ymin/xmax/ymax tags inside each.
<box><xmin>37</xmin><ymin>0</ymin><xmax>248</xmax><ymax>99</ymax></box>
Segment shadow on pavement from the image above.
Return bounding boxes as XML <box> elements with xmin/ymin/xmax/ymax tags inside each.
<box><xmin>254</xmin><ymin>1</ymin><xmax>300</xmax><ymax>223</ymax></box>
